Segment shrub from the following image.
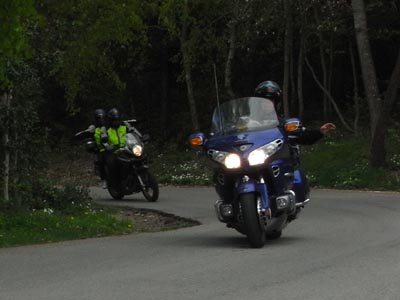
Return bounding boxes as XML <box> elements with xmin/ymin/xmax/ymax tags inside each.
<box><xmin>10</xmin><ymin>177</ymin><xmax>92</xmax><ymax>213</ymax></box>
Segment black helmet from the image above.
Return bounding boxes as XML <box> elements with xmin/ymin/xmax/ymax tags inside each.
<box><xmin>107</xmin><ymin>108</ymin><xmax>119</xmax><ymax>121</ymax></box>
<box><xmin>254</xmin><ymin>81</ymin><xmax>282</xmax><ymax>103</ymax></box>
<box><xmin>107</xmin><ymin>108</ymin><xmax>120</xmax><ymax>128</ymax></box>
<box><xmin>94</xmin><ymin>108</ymin><xmax>106</xmax><ymax>127</ymax></box>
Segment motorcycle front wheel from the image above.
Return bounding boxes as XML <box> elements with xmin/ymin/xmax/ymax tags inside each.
<box><xmin>140</xmin><ymin>171</ymin><xmax>159</xmax><ymax>202</ymax></box>
<box><xmin>108</xmin><ymin>185</ymin><xmax>125</xmax><ymax>200</ymax></box>
<box><xmin>239</xmin><ymin>193</ymin><xmax>266</xmax><ymax>248</ymax></box>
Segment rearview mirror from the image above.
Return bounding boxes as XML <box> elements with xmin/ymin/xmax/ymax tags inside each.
<box><xmin>142</xmin><ymin>134</ymin><xmax>150</xmax><ymax>143</ymax></box>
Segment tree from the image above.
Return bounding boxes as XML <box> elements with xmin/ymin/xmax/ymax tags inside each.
<box><xmin>351</xmin><ymin>0</ymin><xmax>382</xmax><ymax>135</ymax></box>
<box><xmin>160</xmin><ymin>0</ymin><xmax>199</xmax><ymax>131</ymax></box>
<box><xmin>351</xmin><ymin>0</ymin><xmax>400</xmax><ymax>167</ymax></box>
<box><xmin>0</xmin><ymin>0</ymin><xmax>37</xmax><ymax>204</ymax></box>
<box><xmin>282</xmin><ymin>0</ymin><xmax>293</xmax><ymax>118</ymax></box>
<box><xmin>37</xmin><ymin>0</ymin><xmax>148</xmax><ymax>114</ymax></box>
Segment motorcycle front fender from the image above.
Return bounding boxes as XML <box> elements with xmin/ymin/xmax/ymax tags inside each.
<box><xmin>236</xmin><ymin>178</ymin><xmax>269</xmax><ymax>210</ymax></box>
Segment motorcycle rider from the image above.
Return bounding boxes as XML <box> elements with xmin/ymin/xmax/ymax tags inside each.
<box><xmin>254</xmin><ymin>80</ymin><xmax>335</xmax><ymax>210</ymax></box>
<box><xmin>254</xmin><ymin>80</ymin><xmax>336</xmax><ymax>144</ymax></box>
<box><xmin>106</xmin><ymin>108</ymin><xmax>128</xmax><ymax>147</ymax></box>
<box><xmin>103</xmin><ymin>108</ymin><xmax>128</xmax><ymax>188</ymax></box>
<box><xmin>93</xmin><ymin>108</ymin><xmax>108</xmax><ymax>188</ymax></box>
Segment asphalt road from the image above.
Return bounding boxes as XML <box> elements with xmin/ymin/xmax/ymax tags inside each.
<box><xmin>1</xmin><ymin>186</ymin><xmax>400</xmax><ymax>300</ymax></box>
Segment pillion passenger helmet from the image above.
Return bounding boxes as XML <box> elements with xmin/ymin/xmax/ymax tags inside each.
<box><xmin>94</xmin><ymin>108</ymin><xmax>106</xmax><ymax>127</ymax></box>
<box><xmin>254</xmin><ymin>81</ymin><xmax>282</xmax><ymax>104</ymax></box>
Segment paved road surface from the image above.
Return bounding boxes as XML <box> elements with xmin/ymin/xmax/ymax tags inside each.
<box><xmin>1</xmin><ymin>186</ymin><xmax>400</xmax><ymax>300</ymax></box>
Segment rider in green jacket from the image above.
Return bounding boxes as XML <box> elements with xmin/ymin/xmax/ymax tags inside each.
<box><xmin>104</xmin><ymin>108</ymin><xmax>127</xmax><ymax>187</ymax></box>
<box><xmin>106</xmin><ymin>108</ymin><xmax>127</xmax><ymax>148</ymax></box>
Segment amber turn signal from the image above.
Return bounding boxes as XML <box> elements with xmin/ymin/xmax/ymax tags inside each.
<box><xmin>190</xmin><ymin>136</ymin><xmax>203</xmax><ymax>146</ymax></box>
<box><xmin>284</xmin><ymin>122</ymin><xmax>299</xmax><ymax>132</ymax></box>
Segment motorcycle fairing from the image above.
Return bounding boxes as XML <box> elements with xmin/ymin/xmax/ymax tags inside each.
<box><xmin>206</xmin><ymin>127</ymin><xmax>285</xmax><ymax>157</ymax></box>
<box><xmin>293</xmin><ymin>169</ymin><xmax>308</xmax><ymax>203</ymax></box>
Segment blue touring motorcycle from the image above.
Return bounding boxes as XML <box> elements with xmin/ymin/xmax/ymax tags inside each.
<box><xmin>189</xmin><ymin>97</ymin><xmax>310</xmax><ymax>248</ymax></box>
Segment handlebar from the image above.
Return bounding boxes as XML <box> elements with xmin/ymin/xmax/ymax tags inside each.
<box><xmin>74</xmin><ymin>125</ymin><xmax>95</xmax><ymax>140</ymax></box>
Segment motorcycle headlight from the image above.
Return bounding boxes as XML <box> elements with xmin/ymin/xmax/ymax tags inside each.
<box><xmin>224</xmin><ymin>153</ymin><xmax>241</xmax><ymax>169</ymax></box>
<box><xmin>132</xmin><ymin>145</ymin><xmax>143</xmax><ymax>157</ymax></box>
<box><xmin>209</xmin><ymin>150</ymin><xmax>241</xmax><ymax>169</ymax></box>
<box><xmin>248</xmin><ymin>140</ymin><xmax>282</xmax><ymax>166</ymax></box>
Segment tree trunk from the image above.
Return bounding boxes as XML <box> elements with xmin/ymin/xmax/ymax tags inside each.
<box><xmin>313</xmin><ymin>5</ymin><xmax>329</xmax><ymax>119</ymax></box>
<box><xmin>160</xmin><ymin>46</ymin><xmax>169</xmax><ymax>139</ymax></box>
<box><xmin>297</xmin><ymin>32</ymin><xmax>305</xmax><ymax>119</ymax></box>
<box><xmin>351</xmin><ymin>0</ymin><xmax>389</xmax><ymax>167</ymax></box>
<box><xmin>1</xmin><ymin>92</ymin><xmax>10</xmax><ymax>204</ymax></box>
<box><xmin>327</xmin><ymin>33</ymin><xmax>334</xmax><ymax>116</ymax></box>
<box><xmin>11</xmin><ymin>109</ymin><xmax>20</xmax><ymax>205</ymax></box>
<box><xmin>349</xmin><ymin>39</ymin><xmax>360</xmax><ymax>134</ymax></box>
<box><xmin>181</xmin><ymin>0</ymin><xmax>199</xmax><ymax>131</ymax></box>
<box><xmin>282</xmin><ymin>0</ymin><xmax>292</xmax><ymax>118</ymax></box>
<box><xmin>370</xmin><ymin>47</ymin><xmax>400</xmax><ymax>167</ymax></box>
<box><xmin>290</xmin><ymin>40</ymin><xmax>297</xmax><ymax>111</ymax></box>
<box><xmin>224</xmin><ymin>0</ymin><xmax>239</xmax><ymax>99</ymax></box>
<box><xmin>305</xmin><ymin>57</ymin><xmax>354</xmax><ymax>132</ymax></box>
<box><xmin>382</xmin><ymin>48</ymin><xmax>400</xmax><ymax>121</ymax></box>
<box><xmin>351</xmin><ymin>0</ymin><xmax>382</xmax><ymax>137</ymax></box>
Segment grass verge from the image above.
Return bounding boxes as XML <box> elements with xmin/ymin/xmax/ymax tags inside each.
<box><xmin>0</xmin><ymin>206</ymin><xmax>199</xmax><ymax>248</ymax></box>
<box><xmin>301</xmin><ymin>130</ymin><xmax>400</xmax><ymax>191</ymax></box>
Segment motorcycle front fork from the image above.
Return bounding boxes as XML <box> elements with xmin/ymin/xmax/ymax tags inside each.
<box><xmin>215</xmin><ymin>176</ymin><xmax>271</xmax><ymax>222</ymax></box>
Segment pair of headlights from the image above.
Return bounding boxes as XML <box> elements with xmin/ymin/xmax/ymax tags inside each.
<box><xmin>209</xmin><ymin>140</ymin><xmax>281</xmax><ymax>169</ymax></box>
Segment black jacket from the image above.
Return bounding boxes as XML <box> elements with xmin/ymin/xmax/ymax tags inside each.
<box><xmin>296</xmin><ymin>128</ymin><xmax>324</xmax><ymax>145</ymax></box>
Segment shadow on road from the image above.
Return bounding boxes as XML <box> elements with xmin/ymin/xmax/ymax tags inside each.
<box><xmin>157</xmin><ymin>231</ymin><xmax>308</xmax><ymax>250</ymax></box>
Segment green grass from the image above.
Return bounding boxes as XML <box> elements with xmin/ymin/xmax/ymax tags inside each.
<box><xmin>0</xmin><ymin>208</ymin><xmax>133</xmax><ymax>248</ymax></box>
<box><xmin>301</xmin><ymin>130</ymin><xmax>400</xmax><ymax>191</ymax></box>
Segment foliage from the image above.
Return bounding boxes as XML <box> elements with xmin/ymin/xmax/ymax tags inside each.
<box><xmin>7</xmin><ymin>177</ymin><xmax>92</xmax><ymax>214</ymax></box>
<box><xmin>36</xmin><ymin>0</ymin><xmax>148</xmax><ymax>113</ymax></box>
<box><xmin>0</xmin><ymin>0</ymin><xmax>38</xmax><ymax>88</ymax></box>
<box><xmin>301</xmin><ymin>129</ymin><xmax>400</xmax><ymax>191</ymax></box>
<box><xmin>4</xmin><ymin>62</ymin><xmax>44</xmax><ymax>162</ymax></box>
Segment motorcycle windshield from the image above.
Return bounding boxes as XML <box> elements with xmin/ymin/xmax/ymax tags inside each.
<box><xmin>124</xmin><ymin>133</ymin><xmax>143</xmax><ymax>147</ymax></box>
<box><xmin>210</xmin><ymin>97</ymin><xmax>280</xmax><ymax>136</ymax></box>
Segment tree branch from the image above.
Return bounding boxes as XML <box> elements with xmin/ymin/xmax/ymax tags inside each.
<box><xmin>305</xmin><ymin>57</ymin><xmax>355</xmax><ymax>133</ymax></box>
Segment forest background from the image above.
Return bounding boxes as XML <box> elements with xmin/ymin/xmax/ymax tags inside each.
<box><xmin>1</xmin><ymin>0</ymin><xmax>400</xmax><ymax>211</ymax></box>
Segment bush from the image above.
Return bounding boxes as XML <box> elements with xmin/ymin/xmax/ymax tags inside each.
<box><xmin>10</xmin><ymin>177</ymin><xmax>92</xmax><ymax>213</ymax></box>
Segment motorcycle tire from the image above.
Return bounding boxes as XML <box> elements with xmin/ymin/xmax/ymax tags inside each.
<box><xmin>108</xmin><ymin>186</ymin><xmax>124</xmax><ymax>200</ymax></box>
<box><xmin>140</xmin><ymin>171</ymin><xmax>159</xmax><ymax>202</ymax></box>
<box><xmin>239</xmin><ymin>193</ymin><xmax>266</xmax><ymax>248</ymax></box>
<box><xmin>104</xmin><ymin>164</ymin><xmax>124</xmax><ymax>200</ymax></box>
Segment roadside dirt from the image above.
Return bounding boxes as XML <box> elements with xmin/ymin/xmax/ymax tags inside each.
<box><xmin>114</xmin><ymin>207</ymin><xmax>200</xmax><ymax>232</ymax></box>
